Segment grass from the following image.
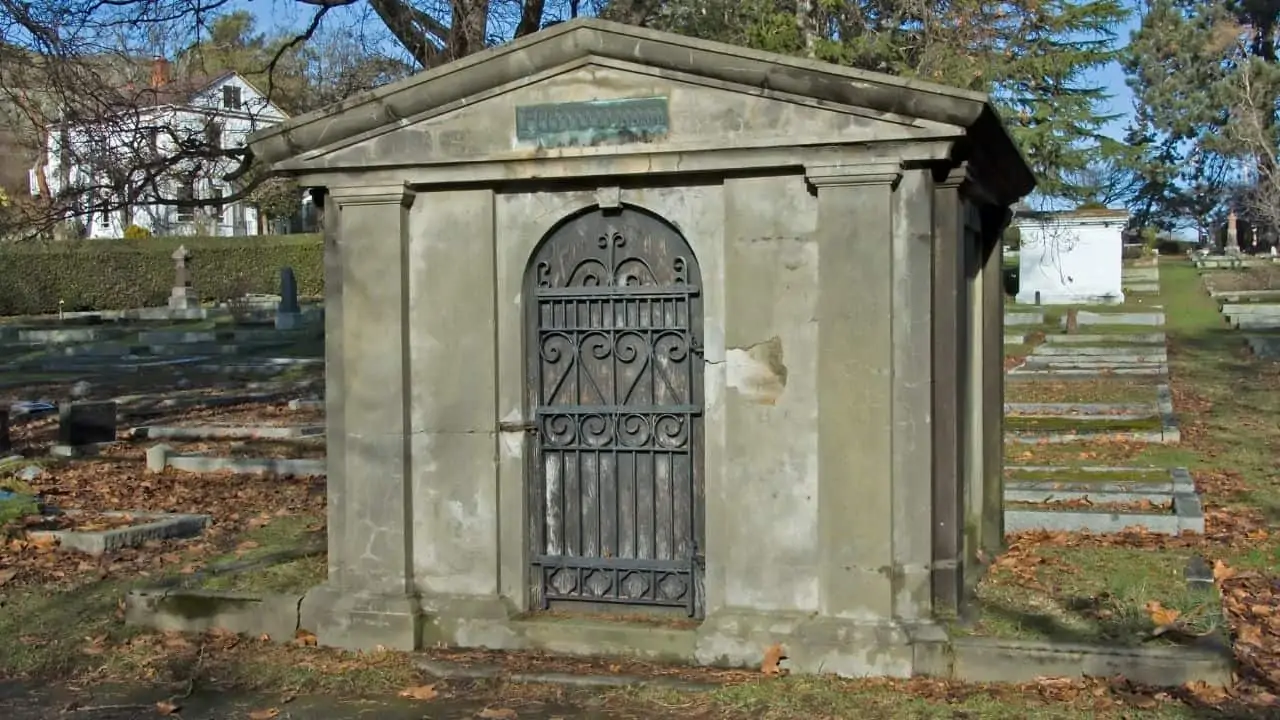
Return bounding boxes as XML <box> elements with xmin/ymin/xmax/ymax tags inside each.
<box><xmin>199</xmin><ymin>554</ymin><xmax>326</xmax><ymax>593</ymax></box>
<box><xmin>621</xmin><ymin>676</ymin><xmax>1204</xmax><ymax>719</ymax></box>
<box><xmin>966</xmin><ymin>546</ymin><xmax>1221</xmax><ymax>646</ymax></box>
<box><xmin>1005</xmin><ymin>378</ymin><xmax>1162</xmax><ymax>403</ymax></box>
<box><xmin>185</xmin><ymin>512</ymin><xmax>326</xmax><ymax>593</ymax></box>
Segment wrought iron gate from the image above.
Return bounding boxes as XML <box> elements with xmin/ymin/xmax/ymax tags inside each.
<box><xmin>525</xmin><ymin>206</ymin><xmax>704</xmax><ymax>618</ymax></box>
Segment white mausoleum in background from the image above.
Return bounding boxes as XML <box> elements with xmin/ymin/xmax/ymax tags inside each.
<box><xmin>29</xmin><ymin>58</ymin><xmax>288</xmax><ymax>239</ymax></box>
<box><xmin>1015</xmin><ymin>208</ymin><xmax>1130</xmax><ymax>306</ymax></box>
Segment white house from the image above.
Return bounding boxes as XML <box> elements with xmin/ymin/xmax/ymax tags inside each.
<box><xmin>1015</xmin><ymin>209</ymin><xmax>1130</xmax><ymax>305</ymax></box>
<box><xmin>29</xmin><ymin>58</ymin><xmax>289</xmax><ymax>239</ymax></box>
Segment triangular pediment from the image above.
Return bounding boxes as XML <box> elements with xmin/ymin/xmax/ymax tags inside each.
<box><xmin>248</xmin><ymin>19</ymin><xmax>1034</xmax><ymax>201</ymax></box>
<box><xmin>283</xmin><ymin>58</ymin><xmax>963</xmax><ymax>170</ymax></box>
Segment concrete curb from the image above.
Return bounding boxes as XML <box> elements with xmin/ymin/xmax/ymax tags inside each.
<box><xmin>1156</xmin><ymin>383</ymin><xmax>1180</xmax><ymax>443</ymax></box>
<box><xmin>28</xmin><ymin>511</ymin><xmax>211</xmax><ymax>555</ymax></box>
<box><xmin>948</xmin><ymin>636</ymin><xmax>1233</xmax><ymax>687</ymax></box>
<box><xmin>148</xmin><ymin>447</ymin><xmax>325</xmax><ymax>477</ymax></box>
<box><xmin>130</xmin><ymin>425</ymin><xmax>325</xmax><ymax>441</ymax></box>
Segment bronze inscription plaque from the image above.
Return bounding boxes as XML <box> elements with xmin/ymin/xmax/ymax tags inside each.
<box><xmin>514</xmin><ymin>96</ymin><xmax>669</xmax><ymax>148</ymax></box>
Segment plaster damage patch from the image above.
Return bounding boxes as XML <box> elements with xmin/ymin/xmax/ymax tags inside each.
<box><xmin>726</xmin><ymin>337</ymin><xmax>789</xmax><ymax>405</ymax></box>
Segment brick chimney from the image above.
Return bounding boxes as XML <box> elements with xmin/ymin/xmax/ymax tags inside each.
<box><xmin>150</xmin><ymin>56</ymin><xmax>169</xmax><ymax>88</ymax></box>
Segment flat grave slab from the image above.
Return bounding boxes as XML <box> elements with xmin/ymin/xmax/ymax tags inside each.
<box><xmin>1005</xmin><ymin>312</ymin><xmax>1045</xmax><ymax>327</ymax></box>
<box><xmin>1004</xmin><ymin>465</ymin><xmax>1201</xmax><ymax>535</ymax></box>
<box><xmin>128</xmin><ymin>424</ymin><xmax>325</xmax><ymax>440</ymax></box>
<box><xmin>146</xmin><ymin>444</ymin><xmax>325</xmax><ymax>477</ymax></box>
<box><xmin>1030</xmin><ymin>346</ymin><xmax>1167</xmax><ymax>359</ymax></box>
<box><xmin>1042</xmin><ymin>333</ymin><xmax>1166</xmax><ymax>345</ymax></box>
<box><xmin>287</xmin><ymin>399</ymin><xmax>324</xmax><ymax>411</ymax></box>
<box><xmin>1208</xmin><ymin>289</ymin><xmax>1280</xmax><ymax>302</ymax></box>
<box><xmin>27</xmin><ymin>510</ymin><xmax>211</xmax><ymax>555</ymax></box>
<box><xmin>1059</xmin><ymin>311</ymin><xmax>1165</xmax><ymax>328</ymax></box>
<box><xmin>1006</xmin><ymin>366</ymin><xmax>1168</xmax><ymax>378</ymax></box>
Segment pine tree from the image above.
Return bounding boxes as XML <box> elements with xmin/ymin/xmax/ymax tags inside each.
<box><xmin>995</xmin><ymin>0</ymin><xmax>1130</xmax><ymax>203</ymax></box>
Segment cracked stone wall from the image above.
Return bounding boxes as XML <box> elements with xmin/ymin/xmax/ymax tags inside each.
<box><xmin>398</xmin><ymin>174</ymin><xmax>824</xmax><ymax>613</ymax></box>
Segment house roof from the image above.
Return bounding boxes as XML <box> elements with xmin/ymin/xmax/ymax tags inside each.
<box><xmin>109</xmin><ymin>71</ymin><xmax>237</xmax><ymax>111</ymax></box>
<box><xmin>247</xmin><ymin>18</ymin><xmax>1034</xmax><ymax>203</ymax></box>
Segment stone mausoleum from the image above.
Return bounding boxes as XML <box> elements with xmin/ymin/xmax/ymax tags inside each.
<box><xmin>247</xmin><ymin>19</ymin><xmax>1034</xmax><ymax>677</ymax></box>
<box><xmin>1015</xmin><ymin>208</ymin><xmax>1130</xmax><ymax>306</ymax></box>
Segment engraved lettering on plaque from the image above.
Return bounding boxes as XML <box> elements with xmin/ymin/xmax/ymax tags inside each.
<box><xmin>514</xmin><ymin>97</ymin><xmax>670</xmax><ymax>148</ymax></box>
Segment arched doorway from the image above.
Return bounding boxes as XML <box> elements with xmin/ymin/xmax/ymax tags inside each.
<box><xmin>524</xmin><ymin>205</ymin><xmax>705</xmax><ymax>618</ymax></box>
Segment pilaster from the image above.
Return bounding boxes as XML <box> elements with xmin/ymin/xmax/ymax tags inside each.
<box><xmin>889</xmin><ymin>168</ymin><xmax>936</xmax><ymax>622</ymax></box>
<box><xmin>807</xmin><ymin>162</ymin><xmax>901</xmax><ymax>621</ymax></box>
<box><xmin>929</xmin><ymin>165</ymin><xmax>969</xmax><ymax>616</ymax></box>
<box><xmin>327</xmin><ymin>183</ymin><xmax>416</xmax><ymax>597</ymax></box>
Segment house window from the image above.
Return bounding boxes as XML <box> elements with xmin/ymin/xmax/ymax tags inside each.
<box><xmin>176</xmin><ymin>180</ymin><xmax>195</xmax><ymax>223</ymax></box>
<box><xmin>222</xmin><ymin>85</ymin><xmax>242</xmax><ymax>110</ymax></box>
<box><xmin>205</xmin><ymin>120</ymin><xmax>223</xmax><ymax>150</ymax></box>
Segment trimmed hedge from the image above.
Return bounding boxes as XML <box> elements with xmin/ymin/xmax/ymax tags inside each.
<box><xmin>0</xmin><ymin>234</ymin><xmax>323</xmax><ymax>316</ymax></box>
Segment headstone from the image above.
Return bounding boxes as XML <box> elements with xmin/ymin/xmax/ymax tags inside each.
<box><xmin>1226</xmin><ymin>211</ymin><xmax>1240</xmax><ymax>255</ymax></box>
<box><xmin>275</xmin><ymin>267</ymin><xmax>303</xmax><ymax>330</ymax></box>
<box><xmin>168</xmin><ymin>245</ymin><xmax>200</xmax><ymax>310</ymax></box>
<box><xmin>57</xmin><ymin>401</ymin><xmax>118</xmax><ymax>447</ymax></box>
<box><xmin>1065</xmin><ymin>308</ymin><xmax>1079</xmax><ymax>334</ymax></box>
<box><xmin>0</xmin><ymin>409</ymin><xmax>9</xmax><ymax>453</ymax></box>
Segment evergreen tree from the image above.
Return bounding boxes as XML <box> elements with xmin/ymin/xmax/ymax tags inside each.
<box><xmin>609</xmin><ymin>0</ymin><xmax>1130</xmax><ymax>205</ymax></box>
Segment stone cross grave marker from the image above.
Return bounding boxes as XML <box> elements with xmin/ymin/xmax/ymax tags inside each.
<box><xmin>58</xmin><ymin>401</ymin><xmax>118</xmax><ymax>447</ymax></box>
<box><xmin>168</xmin><ymin>245</ymin><xmax>199</xmax><ymax>310</ymax></box>
<box><xmin>275</xmin><ymin>266</ymin><xmax>303</xmax><ymax>330</ymax></box>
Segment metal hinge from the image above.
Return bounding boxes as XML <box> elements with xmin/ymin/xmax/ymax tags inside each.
<box><xmin>498</xmin><ymin>420</ymin><xmax>539</xmax><ymax>434</ymax></box>
<box><xmin>690</xmin><ymin>334</ymin><xmax>704</xmax><ymax>358</ymax></box>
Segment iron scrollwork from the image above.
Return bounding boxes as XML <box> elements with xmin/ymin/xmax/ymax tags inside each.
<box><xmin>529</xmin><ymin>209</ymin><xmax>703</xmax><ymax>617</ymax></box>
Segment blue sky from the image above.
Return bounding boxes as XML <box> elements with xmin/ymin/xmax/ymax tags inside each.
<box><xmin>1094</xmin><ymin>12</ymin><xmax>1143</xmax><ymax>141</ymax></box>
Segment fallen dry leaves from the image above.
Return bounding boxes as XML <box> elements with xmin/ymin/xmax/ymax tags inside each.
<box><xmin>398</xmin><ymin>684</ymin><xmax>439</xmax><ymax>701</ymax></box>
<box><xmin>761</xmin><ymin>643</ymin><xmax>787</xmax><ymax>676</ymax></box>
<box><xmin>477</xmin><ymin>709</ymin><xmax>519</xmax><ymax>719</ymax></box>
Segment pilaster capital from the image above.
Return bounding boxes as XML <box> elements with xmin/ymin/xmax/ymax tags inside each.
<box><xmin>805</xmin><ymin>163</ymin><xmax>902</xmax><ymax>190</ymax></box>
<box><xmin>935</xmin><ymin>162</ymin><xmax>976</xmax><ymax>191</ymax></box>
<box><xmin>936</xmin><ymin>162</ymin><xmax>996</xmax><ymax>205</ymax></box>
<box><xmin>328</xmin><ymin>183</ymin><xmax>416</xmax><ymax>209</ymax></box>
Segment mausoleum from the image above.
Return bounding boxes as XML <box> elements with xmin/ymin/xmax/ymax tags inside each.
<box><xmin>1015</xmin><ymin>209</ymin><xmax>1129</xmax><ymax>305</ymax></box>
<box><xmin>247</xmin><ymin>18</ymin><xmax>1034</xmax><ymax>677</ymax></box>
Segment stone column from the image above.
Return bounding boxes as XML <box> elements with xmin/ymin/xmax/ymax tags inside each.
<box><xmin>929</xmin><ymin>167</ymin><xmax>968</xmax><ymax>616</ymax></box>
<box><xmin>889</xmin><ymin>168</ymin><xmax>936</xmax><ymax>622</ymax></box>
<box><xmin>1227</xmin><ymin>210</ymin><xmax>1240</xmax><ymax>255</ymax></box>
<box><xmin>807</xmin><ymin>163</ymin><xmax>901</xmax><ymax>622</ymax></box>
<box><xmin>964</xmin><ymin>202</ymin><xmax>986</xmax><ymax>574</ymax></box>
<box><xmin>300</xmin><ymin>183</ymin><xmax>420</xmax><ymax>652</ymax></box>
<box><xmin>980</xmin><ymin>206</ymin><xmax>1010</xmax><ymax>554</ymax></box>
